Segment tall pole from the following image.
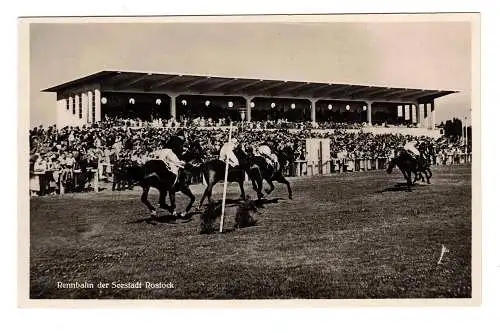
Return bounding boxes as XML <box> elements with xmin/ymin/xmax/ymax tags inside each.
<box><xmin>219</xmin><ymin>122</ymin><xmax>233</xmax><ymax>233</ymax></box>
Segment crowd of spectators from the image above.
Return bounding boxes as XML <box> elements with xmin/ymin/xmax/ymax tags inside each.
<box><xmin>29</xmin><ymin>119</ymin><xmax>470</xmax><ymax>196</ymax></box>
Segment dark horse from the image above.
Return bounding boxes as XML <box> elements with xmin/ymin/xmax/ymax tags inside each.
<box><xmin>387</xmin><ymin>150</ymin><xmax>432</xmax><ymax>186</ymax></box>
<box><xmin>198</xmin><ymin>144</ymin><xmax>293</xmax><ymax>208</ymax></box>
<box><xmin>198</xmin><ymin>146</ymin><xmax>258</xmax><ymax>208</ymax></box>
<box><xmin>247</xmin><ymin>147</ymin><xmax>293</xmax><ymax>200</ymax></box>
<box><xmin>127</xmin><ymin>141</ymin><xmax>205</xmax><ymax>217</ymax></box>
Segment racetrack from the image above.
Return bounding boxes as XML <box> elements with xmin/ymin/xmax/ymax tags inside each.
<box><xmin>29</xmin><ymin>165</ymin><xmax>472</xmax><ymax>299</ymax></box>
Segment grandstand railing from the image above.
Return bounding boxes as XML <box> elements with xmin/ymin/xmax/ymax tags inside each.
<box><xmin>29</xmin><ymin>153</ymin><xmax>472</xmax><ymax>196</ymax></box>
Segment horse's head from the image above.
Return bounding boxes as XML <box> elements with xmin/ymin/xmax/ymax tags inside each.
<box><xmin>183</xmin><ymin>140</ymin><xmax>205</xmax><ymax>163</ymax></box>
<box><xmin>277</xmin><ymin>146</ymin><xmax>296</xmax><ymax>168</ymax></box>
<box><xmin>233</xmin><ymin>145</ymin><xmax>251</xmax><ymax>166</ymax></box>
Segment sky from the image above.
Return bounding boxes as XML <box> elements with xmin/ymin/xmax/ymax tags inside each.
<box><xmin>28</xmin><ymin>19</ymin><xmax>472</xmax><ymax>127</ymax></box>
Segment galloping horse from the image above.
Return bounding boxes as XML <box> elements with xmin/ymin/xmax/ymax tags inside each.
<box><xmin>128</xmin><ymin>141</ymin><xmax>205</xmax><ymax>217</ymax></box>
<box><xmin>198</xmin><ymin>146</ymin><xmax>255</xmax><ymax>209</ymax></box>
<box><xmin>248</xmin><ymin>146</ymin><xmax>293</xmax><ymax>200</ymax></box>
<box><xmin>387</xmin><ymin>150</ymin><xmax>432</xmax><ymax>186</ymax></box>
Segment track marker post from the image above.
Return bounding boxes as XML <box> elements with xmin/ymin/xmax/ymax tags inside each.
<box><xmin>219</xmin><ymin>122</ymin><xmax>233</xmax><ymax>233</ymax></box>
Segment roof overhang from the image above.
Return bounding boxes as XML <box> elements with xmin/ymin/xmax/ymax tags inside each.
<box><xmin>42</xmin><ymin>70</ymin><xmax>459</xmax><ymax>104</ymax></box>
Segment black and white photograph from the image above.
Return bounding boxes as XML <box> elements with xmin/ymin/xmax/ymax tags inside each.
<box><xmin>19</xmin><ymin>13</ymin><xmax>479</xmax><ymax>304</ymax></box>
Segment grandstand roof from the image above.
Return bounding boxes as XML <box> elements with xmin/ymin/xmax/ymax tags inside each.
<box><xmin>43</xmin><ymin>70</ymin><xmax>458</xmax><ymax>104</ymax></box>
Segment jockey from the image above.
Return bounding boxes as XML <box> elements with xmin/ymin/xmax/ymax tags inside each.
<box><xmin>403</xmin><ymin>139</ymin><xmax>427</xmax><ymax>169</ymax></box>
<box><xmin>403</xmin><ymin>139</ymin><xmax>420</xmax><ymax>159</ymax></box>
<box><xmin>152</xmin><ymin>130</ymin><xmax>186</xmax><ymax>177</ymax></box>
<box><xmin>219</xmin><ymin>137</ymin><xmax>239</xmax><ymax>167</ymax></box>
<box><xmin>256</xmin><ymin>143</ymin><xmax>279</xmax><ymax>170</ymax></box>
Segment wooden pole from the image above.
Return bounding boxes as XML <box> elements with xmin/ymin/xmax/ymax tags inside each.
<box><xmin>219</xmin><ymin>122</ymin><xmax>233</xmax><ymax>233</ymax></box>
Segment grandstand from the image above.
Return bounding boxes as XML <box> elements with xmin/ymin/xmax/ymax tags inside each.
<box><xmin>43</xmin><ymin>70</ymin><xmax>457</xmax><ymax>138</ymax></box>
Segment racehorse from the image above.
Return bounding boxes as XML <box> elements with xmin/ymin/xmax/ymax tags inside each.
<box><xmin>248</xmin><ymin>146</ymin><xmax>293</xmax><ymax>200</ymax></box>
<box><xmin>198</xmin><ymin>143</ymin><xmax>294</xmax><ymax>208</ymax></box>
<box><xmin>386</xmin><ymin>150</ymin><xmax>432</xmax><ymax>186</ymax></box>
<box><xmin>128</xmin><ymin>141</ymin><xmax>205</xmax><ymax>218</ymax></box>
<box><xmin>198</xmin><ymin>145</ymin><xmax>256</xmax><ymax>209</ymax></box>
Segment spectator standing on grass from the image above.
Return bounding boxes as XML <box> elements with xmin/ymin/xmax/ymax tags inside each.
<box><xmin>33</xmin><ymin>154</ymin><xmax>48</xmax><ymax>196</ymax></box>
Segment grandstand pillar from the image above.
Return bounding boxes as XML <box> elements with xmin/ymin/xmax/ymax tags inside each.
<box><xmin>404</xmin><ymin>104</ymin><xmax>410</xmax><ymax>122</ymax></box>
<box><xmin>81</xmin><ymin>92</ymin><xmax>88</xmax><ymax>124</ymax></box>
<box><xmin>424</xmin><ymin>103</ymin><xmax>433</xmax><ymax>129</ymax></box>
<box><xmin>87</xmin><ymin>91</ymin><xmax>93</xmax><ymax>123</ymax></box>
<box><xmin>417</xmin><ymin>103</ymin><xmax>423</xmax><ymax>128</ymax></box>
<box><xmin>309</xmin><ymin>98</ymin><xmax>317</xmax><ymax>123</ymax></box>
<box><xmin>169</xmin><ymin>94</ymin><xmax>178</xmax><ymax>120</ymax></box>
<box><xmin>245</xmin><ymin>96</ymin><xmax>252</xmax><ymax>122</ymax></box>
<box><xmin>411</xmin><ymin>104</ymin><xmax>417</xmax><ymax>125</ymax></box>
<box><xmin>94</xmin><ymin>89</ymin><xmax>101</xmax><ymax>123</ymax></box>
<box><xmin>366</xmin><ymin>101</ymin><xmax>372</xmax><ymax>125</ymax></box>
<box><xmin>74</xmin><ymin>94</ymin><xmax>80</xmax><ymax>125</ymax></box>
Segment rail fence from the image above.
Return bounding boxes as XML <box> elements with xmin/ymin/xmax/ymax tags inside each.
<box><xmin>29</xmin><ymin>153</ymin><xmax>472</xmax><ymax>196</ymax></box>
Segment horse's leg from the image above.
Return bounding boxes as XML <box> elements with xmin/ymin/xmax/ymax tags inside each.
<box><xmin>407</xmin><ymin>171</ymin><xmax>414</xmax><ymax>187</ymax></box>
<box><xmin>169</xmin><ymin>189</ymin><xmax>177</xmax><ymax>215</ymax></box>
<box><xmin>412</xmin><ymin>171</ymin><xmax>419</xmax><ymax>184</ymax></box>
<box><xmin>426</xmin><ymin>168</ymin><xmax>433</xmax><ymax>184</ymax></box>
<box><xmin>250</xmin><ymin>177</ymin><xmax>258</xmax><ymax>193</ymax></box>
<box><xmin>140</xmin><ymin>183</ymin><xmax>157</xmax><ymax>217</ymax></box>
<box><xmin>199</xmin><ymin>170</ymin><xmax>216</xmax><ymax>209</ymax></box>
<box><xmin>238</xmin><ymin>178</ymin><xmax>246</xmax><ymax>200</ymax></box>
<box><xmin>158</xmin><ymin>186</ymin><xmax>171</xmax><ymax>211</ymax></box>
<box><xmin>423</xmin><ymin>169</ymin><xmax>431</xmax><ymax>184</ymax></box>
<box><xmin>180</xmin><ymin>186</ymin><xmax>195</xmax><ymax>216</ymax></box>
<box><xmin>275</xmin><ymin>174</ymin><xmax>293</xmax><ymax>200</ymax></box>
<box><xmin>256</xmin><ymin>170</ymin><xmax>264</xmax><ymax>200</ymax></box>
<box><xmin>249</xmin><ymin>167</ymin><xmax>264</xmax><ymax>199</ymax></box>
<box><xmin>265</xmin><ymin>178</ymin><xmax>275</xmax><ymax>195</ymax></box>
<box><xmin>199</xmin><ymin>180</ymin><xmax>214</xmax><ymax>209</ymax></box>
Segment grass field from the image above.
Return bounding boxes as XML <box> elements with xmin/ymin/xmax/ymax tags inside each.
<box><xmin>29</xmin><ymin>165</ymin><xmax>472</xmax><ymax>299</ymax></box>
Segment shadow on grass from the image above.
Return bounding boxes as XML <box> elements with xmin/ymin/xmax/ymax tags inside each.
<box><xmin>377</xmin><ymin>182</ymin><xmax>414</xmax><ymax>193</ymax></box>
<box><xmin>127</xmin><ymin>210</ymin><xmax>201</xmax><ymax>226</ymax></box>
<box><xmin>377</xmin><ymin>181</ymin><xmax>432</xmax><ymax>193</ymax></box>
<box><xmin>254</xmin><ymin>197</ymin><xmax>283</xmax><ymax>208</ymax></box>
<box><xmin>198</xmin><ymin>197</ymin><xmax>281</xmax><ymax>235</ymax></box>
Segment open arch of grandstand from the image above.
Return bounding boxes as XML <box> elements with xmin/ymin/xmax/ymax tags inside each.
<box><xmin>43</xmin><ymin>70</ymin><xmax>457</xmax><ymax>137</ymax></box>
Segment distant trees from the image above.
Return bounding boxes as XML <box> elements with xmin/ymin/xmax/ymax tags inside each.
<box><xmin>438</xmin><ymin>117</ymin><xmax>472</xmax><ymax>147</ymax></box>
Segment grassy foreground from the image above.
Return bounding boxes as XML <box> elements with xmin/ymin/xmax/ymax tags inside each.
<box><xmin>29</xmin><ymin>165</ymin><xmax>472</xmax><ymax>299</ymax></box>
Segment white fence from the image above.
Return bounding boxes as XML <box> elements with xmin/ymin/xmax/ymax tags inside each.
<box><xmin>289</xmin><ymin>153</ymin><xmax>472</xmax><ymax>177</ymax></box>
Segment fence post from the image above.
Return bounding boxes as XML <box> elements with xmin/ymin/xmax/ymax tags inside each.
<box><xmin>59</xmin><ymin>174</ymin><xmax>65</xmax><ymax>194</ymax></box>
<box><xmin>94</xmin><ymin>168</ymin><xmax>99</xmax><ymax>193</ymax></box>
